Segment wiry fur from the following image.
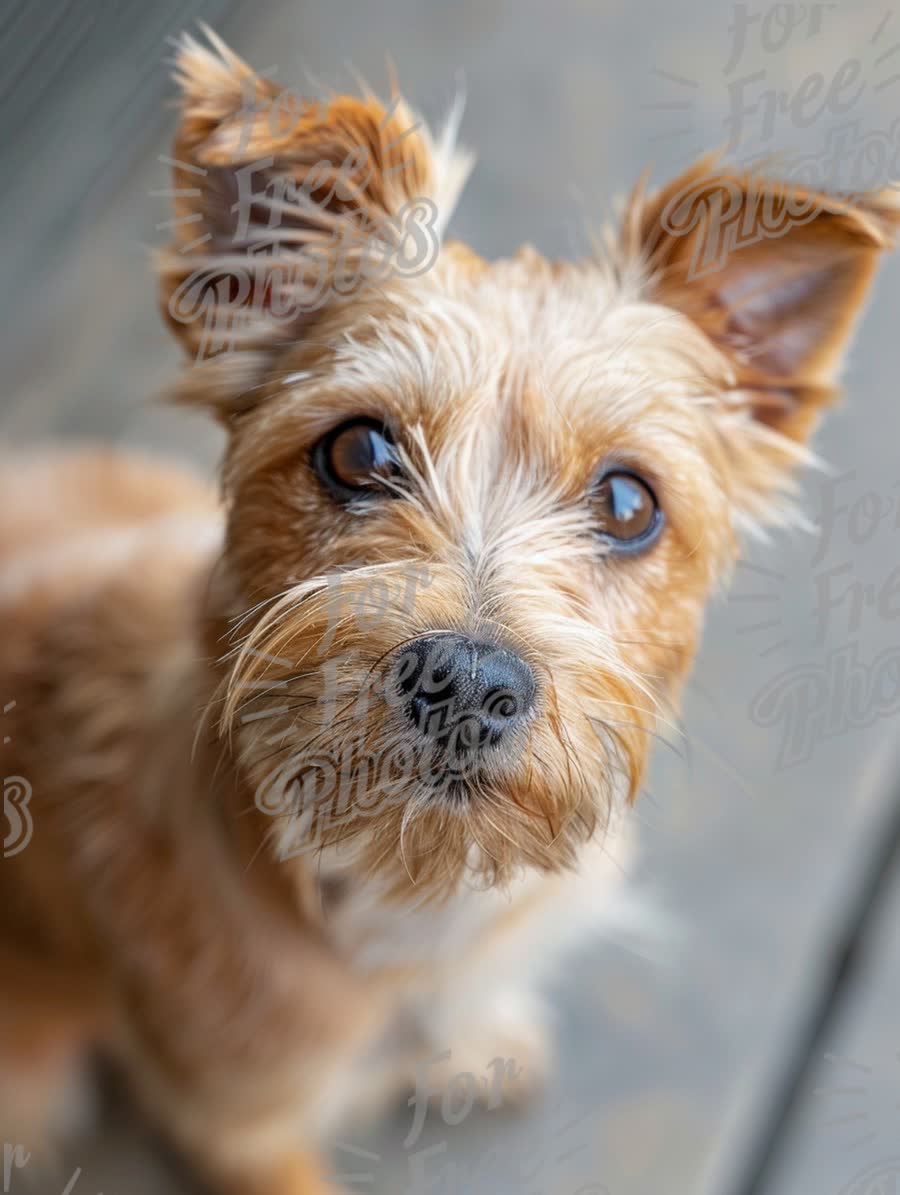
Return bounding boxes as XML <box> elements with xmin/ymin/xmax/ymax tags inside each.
<box><xmin>0</xmin><ymin>30</ymin><xmax>897</xmax><ymax>1195</ymax></box>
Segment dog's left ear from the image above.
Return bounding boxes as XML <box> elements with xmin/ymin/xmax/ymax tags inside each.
<box><xmin>620</xmin><ymin>157</ymin><xmax>899</xmax><ymax>518</ymax></box>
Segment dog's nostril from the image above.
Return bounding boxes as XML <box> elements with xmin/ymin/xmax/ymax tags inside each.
<box><xmin>393</xmin><ymin>633</ymin><xmax>535</xmax><ymax>745</ymax></box>
<box><xmin>481</xmin><ymin>687</ymin><xmax>521</xmax><ymax>722</ymax></box>
<box><xmin>396</xmin><ymin>647</ymin><xmax>453</xmax><ymax>712</ymax></box>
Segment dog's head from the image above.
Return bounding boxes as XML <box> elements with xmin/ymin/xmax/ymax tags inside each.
<box><xmin>159</xmin><ymin>33</ymin><xmax>898</xmax><ymax>897</ymax></box>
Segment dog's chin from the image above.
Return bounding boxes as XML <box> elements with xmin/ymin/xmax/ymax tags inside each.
<box><xmin>264</xmin><ymin>755</ymin><xmax>617</xmax><ymax>904</ymax></box>
<box><xmin>427</xmin><ymin>776</ymin><xmax>476</xmax><ymax>804</ymax></box>
<box><xmin>239</xmin><ymin>665</ymin><xmax>643</xmax><ymax>896</ymax></box>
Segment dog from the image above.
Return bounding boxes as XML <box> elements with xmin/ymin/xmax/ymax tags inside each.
<box><xmin>1</xmin><ymin>28</ymin><xmax>897</xmax><ymax>1195</ymax></box>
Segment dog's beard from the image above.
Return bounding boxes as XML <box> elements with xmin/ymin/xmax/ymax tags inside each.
<box><xmin>220</xmin><ymin>561</ymin><xmax>655</xmax><ymax>899</ymax></box>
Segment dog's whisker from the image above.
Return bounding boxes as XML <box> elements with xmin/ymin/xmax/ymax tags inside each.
<box><xmin>586</xmin><ymin>713</ymin><xmax>685</xmax><ymax>763</ymax></box>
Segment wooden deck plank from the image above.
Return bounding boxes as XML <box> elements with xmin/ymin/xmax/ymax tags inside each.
<box><xmin>758</xmin><ymin>846</ymin><xmax>900</xmax><ymax>1195</ymax></box>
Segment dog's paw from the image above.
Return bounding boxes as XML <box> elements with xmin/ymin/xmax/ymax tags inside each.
<box><xmin>416</xmin><ymin>990</ymin><xmax>551</xmax><ymax>1112</ymax></box>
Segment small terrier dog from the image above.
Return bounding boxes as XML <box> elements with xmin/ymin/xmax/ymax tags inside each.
<box><xmin>1</xmin><ymin>30</ymin><xmax>897</xmax><ymax>1195</ymax></box>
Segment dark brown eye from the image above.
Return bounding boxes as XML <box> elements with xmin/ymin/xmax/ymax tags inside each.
<box><xmin>592</xmin><ymin>470</ymin><xmax>662</xmax><ymax>550</ymax></box>
<box><xmin>314</xmin><ymin>419</ymin><xmax>401</xmax><ymax>499</ymax></box>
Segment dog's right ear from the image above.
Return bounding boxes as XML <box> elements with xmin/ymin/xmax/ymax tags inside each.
<box><xmin>157</xmin><ymin>30</ymin><xmax>472</xmax><ymax>386</ymax></box>
<box><xmin>617</xmin><ymin>156</ymin><xmax>900</xmax><ymax>526</ymax></box>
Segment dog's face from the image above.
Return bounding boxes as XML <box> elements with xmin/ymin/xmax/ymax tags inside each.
<box><xmin>159</xmin><ymin>35</ymin><xmax>897</xmax><ymax>897</ymax></box>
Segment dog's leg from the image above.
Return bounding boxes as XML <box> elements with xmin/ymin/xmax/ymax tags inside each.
<box><xmin>0</xmin><ymin>946</ymin><xmax>107</xmax><ymax>1156</ymax></box>
<box><xmin>115</xmin><ymin>1042</ymin><xmax>362</xmax><ymax>1195</ymax></box>
<box><xmin>403</xmin><ymin>887</ymin><xmax>558</xmax><ymax>1111</ymax></box>
<box><xmin>112</xmin><ymin>962</ymin><xmax>381</xmax><ymax>1195</ymax></box>
<box><xmin>414</xmin><ymin>830</ymin><xmax>638</xmax><ymax>1108</ymax></box>
<box><xmin>122</xmin><ymin>1067</ymin><xmax>354</xmax><ymax>1195</ymax></box>
<box><xmin>198</xmin><ymin>1149</ymin><xmax>345</xmax><ymax>1195</ymax></box>
<box><xmin>414</xmin><ymin>966</ymin><xmax>552</xmax><ymax>1110</ymax></box>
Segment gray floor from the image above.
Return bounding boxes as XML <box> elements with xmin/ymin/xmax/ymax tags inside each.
<box><xmin>4</xmin><ymin>2</ymin><xmax>900</xmax><ymax>1193</ymax></box>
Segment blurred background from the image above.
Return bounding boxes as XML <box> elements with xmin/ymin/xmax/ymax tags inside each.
<box><xmin>3</xmin><ymin>1</ymin><xmax>900</xmax><ymax>1192</ymax></box>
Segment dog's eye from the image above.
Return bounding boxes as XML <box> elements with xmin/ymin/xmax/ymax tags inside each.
<box><xmin>314</xmin><ymin>419</ymin><xmax>400</xmax><ymax>499</ymax></box>
<box><xmin>592</xmin><ymin>470</ymin><xmax>662</xmax><ymax>550</ymax></box>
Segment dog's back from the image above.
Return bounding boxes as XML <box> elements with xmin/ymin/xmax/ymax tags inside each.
<box><xmin>0</xmin><ymin>447</ymin><xmax>217</xmax><ymax>571</ymax></box>
<box><xmin>0</xmin><ymin>448</ymin><xmax>221</xmax><ymax>1154</ymax></box>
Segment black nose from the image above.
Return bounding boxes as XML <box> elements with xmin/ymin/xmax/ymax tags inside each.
<box><xmin>394</xmin><ymin>633</ymin><xmax>536</xmax><ymax>748</ymax></box>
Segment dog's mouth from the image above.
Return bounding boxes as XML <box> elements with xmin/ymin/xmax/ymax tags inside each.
<box><xmin>418</xmin><ymin>753</ymin><xmax>483</xmax><ymax>803</ymax></box>
<box><xmin>405</xmin><ymin>704</ymin><xmax>523</xmax><ymax>804</ymax></box>
<box><xmin>422</xmin><ymin>773</ymin><xmax>474</xmax><ymax>803</ymax></box>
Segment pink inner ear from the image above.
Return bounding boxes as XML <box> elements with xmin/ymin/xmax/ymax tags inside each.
<box><xmin>719</xmin><ymin>257</ymin><xmax>847</xmax><ymax>377</ymax></box>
